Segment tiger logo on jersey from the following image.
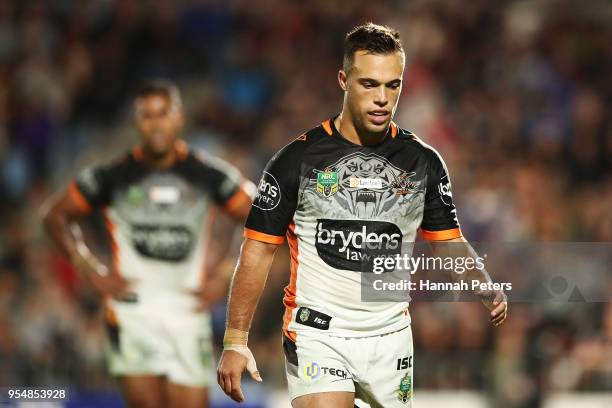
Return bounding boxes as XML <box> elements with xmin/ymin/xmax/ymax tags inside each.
<box><xmin>310</xmin><ymin>152</ymin><xmax>423</xmax><ymax>218</ymax></box>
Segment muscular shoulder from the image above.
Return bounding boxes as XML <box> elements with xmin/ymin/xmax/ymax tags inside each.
<box><xmin>268</xmin><ymin>123</ymin><xmax>328</xmax><ymax>169</ymax></box>
<box><xmin>393</xmin><ymin>126</ymin><xmax>447</xmax><ymax>172</ymax></box>
<box><xmin>182</xmin><ymin>149</ymin><xmax>238</xmax><ymax>179</ymax></box>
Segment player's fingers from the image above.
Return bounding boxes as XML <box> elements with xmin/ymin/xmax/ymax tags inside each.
<box><xmin>217</xmin><ymin>370</ymin><xmax>225</xmax><ymax>390</ymax></box>
<box><xmin>193</xmin><ymin>302</ymin><xmax>208</xmax><ymax>313</ymax></box>
<box><xmin>119</xmin><ymin>277</ymin><xmax>139</xmax><ymax>287</ymax></box>
<box><xmin>109</xmin><ymin>280</ymin><xmax>132</xmax><ymax>297</ymax></box>
<box><xmin>221</xmin><ymin>373</ymin><xmax>232</xmax><ymax>396</ymax></box>
<box><xmin>490</xmin><ymin>300</ymin><xmax>507</xmax><ymax>317</ymax></box>
<box><xmin>246</xmin><ymin>357</ymin><xmax>263</xmax><ymax>382</ymax></box>
<box><xmin>105</xmin><ymin>278</ymin><xmax>127</xmax><ymax>294</ymax></box>
<box><xmin>492</xmin><ymin>311</ymin><xmax>507</xmax><ymax>326</ymax></box>
<box><xmin>182</xmin><ymin>288</ymin><xmax>202</xmax><ymax>296</ymax></box>
<box><xmin>249</xmin><ymin>370</ymin><xmax>263</xmax><ymax>382</ymax></box>
<box><xmin>246</xmin><ymin>350</ymin><xmax>261</xmax><ymax>383</ymax></box>
<box><xmin>229</xmin><ymin>373</ymin><xmax>245</xmax><ymax>402</ymax></box>
<box><xmin>490</xmin><ymin>291</ymin><xmax>505</xmax><ymax>305</ymax></box>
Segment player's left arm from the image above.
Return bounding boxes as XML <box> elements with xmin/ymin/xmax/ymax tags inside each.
<box><xmin>420</xmin><ymin>148</ymin><xmax>507</xmax><ymax>326</ymax></box>
<box><xmin>190</xmin><ymin>155</ymin><xmax>256</xmax><ymax>311</ymax></box>
<box><xmin>205</xmin><ymin>154</ymin><xmax>256</xmax><ymax>223</ymax></box>
<box><xmin>428</xmin><ymin>236</ymin><xmax>508</xmax><ymax>326</ymax></box>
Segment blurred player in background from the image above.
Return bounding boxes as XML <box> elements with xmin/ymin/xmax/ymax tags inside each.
<box><xmin>42</xmin><ymin>79</ymin><xmax>254</xmax><ymax>408</ymax></box>
<box><xmin>217</xmin><ymin>24</ymin><xmax>507</xmax><ymax>407</ymax></box>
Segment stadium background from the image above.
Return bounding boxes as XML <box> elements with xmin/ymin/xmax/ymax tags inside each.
<box><xmin>0</xmin><ymin>0</ymin><xmax>610</xmax><ymax>407</ymax></box>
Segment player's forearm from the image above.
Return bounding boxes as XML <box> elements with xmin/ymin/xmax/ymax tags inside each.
<box><xmin>41</xmin><ymin>203</ymin><xmax>81</xmax><ymax>262</ymax></box>
<box><xmin>225</xmin><ymin>238</ymin><xmax>278</xmax><ymax>332</ymax></box>
<box><xmin>430</xmin><ymin>237</ymin><xmax>498</xmax><ymax>298</ymax></box>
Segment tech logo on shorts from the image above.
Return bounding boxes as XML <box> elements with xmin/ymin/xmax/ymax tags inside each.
<box><xmin>315</xmin><ymin>219</ymin><xmax>402</xmax><ymax>272</ymax></box>
<box><xmin>303</xmin><ymin>362</ymin><xmax>351</xmax><ymax>382</ymax></box>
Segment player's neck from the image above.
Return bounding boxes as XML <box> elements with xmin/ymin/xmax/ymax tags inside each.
<box><xmin>140</xmin><ymin>146</ymin><xmax>178</xmax><ymax>168</ymax></box>
<box><xmin>335</xmin><ymin>112</ymin><xmax>387</xmax><ymax>146</ymax></box>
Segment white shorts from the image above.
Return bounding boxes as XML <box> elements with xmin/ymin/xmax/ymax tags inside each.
<box><xmin>284</xmin><ymin>325</ymin><xmax>413</xmax><ymax>407</ymax></box>
<box><xmin>105</xmin><ymin>306</ymin><xmax>214</xmax><ymax>387</ymax></box>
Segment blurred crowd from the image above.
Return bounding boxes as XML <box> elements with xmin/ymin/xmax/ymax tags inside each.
<box><xmin>0</xmin><ymin>0</ymin><xmax>610</xmax><ymax>406</ymax></box>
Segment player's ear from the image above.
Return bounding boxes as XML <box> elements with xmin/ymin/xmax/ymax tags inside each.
<box><xmin>175</xmin><ymin>105</ymin><xmax>186</xmax><ymax>127</ymax></box>
<box><xmin>338</xmin><ymin>70</ymin><xmax>348</xmax><ymax>92</ymax></box>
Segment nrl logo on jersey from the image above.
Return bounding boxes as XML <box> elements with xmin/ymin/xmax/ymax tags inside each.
<box><xmin>315</xmin><ymin>170</ymin><xmax>338</xmax><ymax>197</ymax></box>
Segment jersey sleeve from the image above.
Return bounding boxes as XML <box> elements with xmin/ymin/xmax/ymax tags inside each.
<box><xmin>420</xmin><ymin>149</ymin><xmax>462</xmax><ymax>241</ymax></box>
<box><xmin>70</xmin><ymin>165</ymin><xmax>112</xmax><ymax>212</ymax></box>
<box><xmin>244</xmin><ymin>143</ymin><xmax>301</xmax><ymax>244</ymax></box>
<box><xmin>202</xmin><ymin>155</ymin><xmax>250</xmax><ymax>208</ymax></box>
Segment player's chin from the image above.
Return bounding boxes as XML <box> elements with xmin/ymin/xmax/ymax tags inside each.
<box><xmin>364</xmin><ymin>117</ymin><xmax>391</xmax><ymax>133</ymax></box>
<box><xmin>146</xmin><ymin>144</ymin><xmax>173</xmax><ymax>158</ymax></box>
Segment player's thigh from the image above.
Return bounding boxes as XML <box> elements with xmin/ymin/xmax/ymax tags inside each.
<box><xmin>292</xmin><ymin>391</ymin><xmax>354</xmax><ymax>408</ymax></box>
<box><xmin>165</xmin><ymin>314</ymin><xmax>214</xmax><ymax>388</ymax></box>
<box><xmin>357</xmin><ymin>326</ymin><xmax>414</xmax><ymax>408</ymax></box>
<box><xmin>284</xmin><ymin>333</ymin><xmax>355</xmax><ymax>403</ymax></box>
<box><xmin>106</xmin><ymin>308</ymin><xmax>168</xmax><ymax>378</ymax></box>
<box><xmin>164</xmin><ymin>381</ymin><xmax>208</xmax><ymax>408</ymax></box>
<box><xmin>118</xmin><ymin>374</ymin><xmax>165</xmax><ymax>408</ymax></box>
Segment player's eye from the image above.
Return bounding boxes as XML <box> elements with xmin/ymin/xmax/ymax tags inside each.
<box><xmin>361</xmin><ymin>81</ymin><xmax>377</xmax><ymax>89</ymax></box>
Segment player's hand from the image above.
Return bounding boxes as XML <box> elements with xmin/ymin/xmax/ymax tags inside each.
<box><xmin>482</xmin><ymin>291</ymin><xmax>508</xmax><ymax>326</ymax></box>
<box><xmin>185</xmin><ymin>287</ymin><xmax>211</xmax><ymax>313</ymax></box>
<box><xmin>217</xmin><ymin>347</ymin><xmax>262</xmax><ymax>403</ymax></box>
<box><xmin>185</xmin><ymin>283</ymin><xmax>225</xmax><ymax>313</ymax></box>
<box><xmin>72</xmin><ymin>253</ymin><xmax>134</xmax><ymax>299</ymax></box>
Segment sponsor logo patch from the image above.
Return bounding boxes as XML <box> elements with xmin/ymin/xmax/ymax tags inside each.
<box><xmin>303</xmin><ymin>362</ymin><xmax>320</xmax><ymax>380</ymax></box>
<box><xmin>131</xmin><ymin>225</ymin><xmax>193</xmax><ymax>262</ymax></box>
<box><xmin>438</xmin><ymin>175</ymin><xmax>452</xmax><ymax>206</ymax></box>
<box><xmin>253</xmin><ymin>171</ymin><xmax>281</xmax><ymax>210</ymax></box>
<box><xmin>303</xmin><ymin>362</ymin><xmax>351</xmax><ymax>381</ymax></box>
<box><xmin>149</xmin><ymin>186</ymin><xmax>180</xmax><ymax>204</ymax></box>
<box><xmin>295</xmin><ymin>307</ymin><xmax>331</xmax><ymax>330</ymax></box>
<box><xmin>315</xmin><ymin>219</ymin><xmax>402</xmax><ymax>272</ymax></box>
<box><xmin>349</xmin><ymin>177</ymin><xmax>383</xmax><ymax>189</ymax></box>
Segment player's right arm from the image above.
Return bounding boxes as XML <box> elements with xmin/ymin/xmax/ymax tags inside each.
<box><xmin>217</xmin><ymin>138</ymin><xmax>304</xmax><ymax>403</ymax></box>
<box><xmin>217</xmin><ymin>238</ymin><xmax>277</xmax><ymax>402</ymax></box>
<box><xmin>40</xmin><ymin>167</ymin><xmax>131</xmax><ymax>298</ymax></box>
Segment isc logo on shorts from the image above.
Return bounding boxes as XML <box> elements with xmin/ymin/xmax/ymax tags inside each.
<box><xmin>296</xmin><ymin>307</ymin><xmax>331</xmax><ymax>330</ymax></box>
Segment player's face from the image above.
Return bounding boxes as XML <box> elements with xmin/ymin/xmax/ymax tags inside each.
<box><xmin>339</xmin><ymin>50</ymin><xmax>404</xmax><ymax>135</ymax></box>
<box><xmin>134</xmin><ymin>93</ymin><xmax>184</xmax><ymax>158</ymax></box>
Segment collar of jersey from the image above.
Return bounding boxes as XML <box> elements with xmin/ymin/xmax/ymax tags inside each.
<box><xmin>131</xmin><ymin>140</ymin><xmax>189</xmax><ymax>167</ymax></box>
<box><xmin>325</xmin><ymin>115</ymin><xmax>397</xmax><ymax>148</ymax></box>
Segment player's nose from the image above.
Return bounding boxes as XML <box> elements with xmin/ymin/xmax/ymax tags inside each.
<box><xmin>374</xmin><ymin>86</ymin><xmax>388</xmax><ymax>106</ymax></box>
